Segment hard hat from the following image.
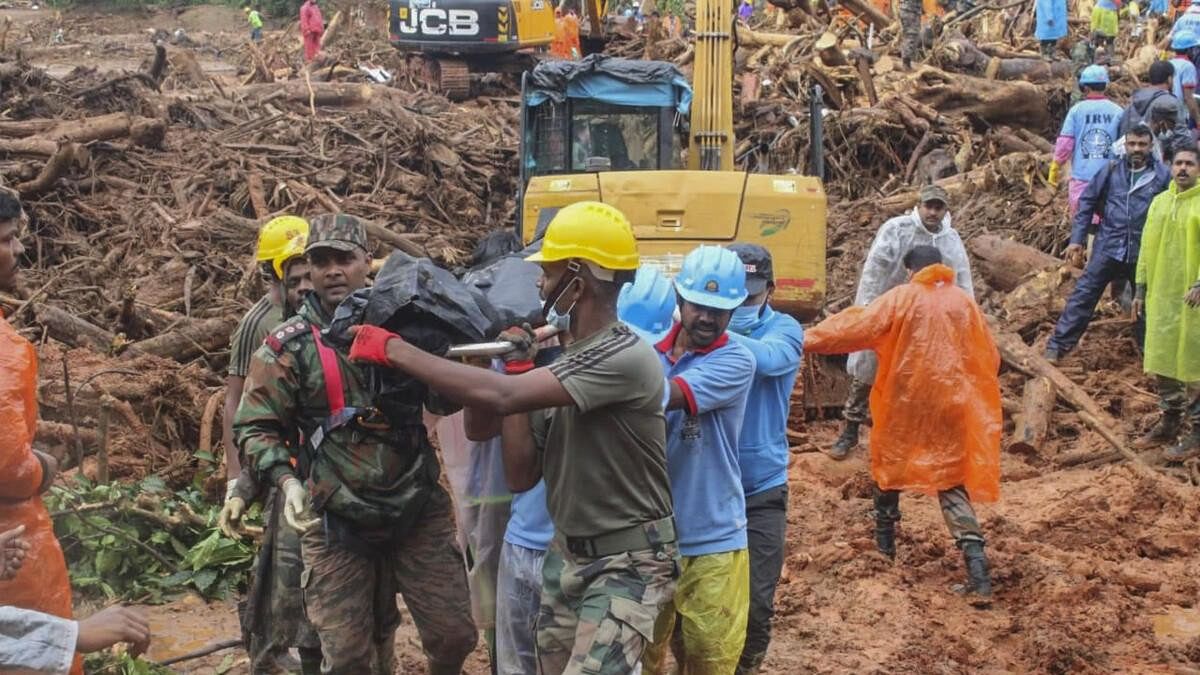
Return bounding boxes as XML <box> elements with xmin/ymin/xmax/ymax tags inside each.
<box><xmin>256</xmin><ymin>215</ymin><xmax>310</xmax><ymax>271</ymax></box>
<box><xmin>525</xmin><ymin>202</ymin><xmax>639</xmax><ymax>271</ymax></box>
<box><xmin>1173</xmin><ymin>30</ymin><xmax>1200</xmax><ymax>50</ymax></box>
<box><xmin>1078</xmin><ymin>64</ymin><xmax>1109</xmax><ymax>85</ymax></box>
<box><xmin>272</xmin><ymin>232</ymin><xmax>308</xmax><ymax>279</ymax></box>
<box><xmin>618</xmin><ymin>265</ymin><xmax>675</xmax><ymax>342</ymax></box>
<box><xmin>674</xmin><ymin>245</ymin><xmax>749</xmax><ymax>311</ymax></box>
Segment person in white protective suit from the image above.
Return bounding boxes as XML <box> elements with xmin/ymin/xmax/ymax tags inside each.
<box><xmin>829</xmin><ymin>184</ymin><xmax>976</xmax><ymax>459</ymax></box>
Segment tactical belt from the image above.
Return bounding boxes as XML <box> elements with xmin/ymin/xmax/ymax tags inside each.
<box><xmin>563</xmin><ymin>516</ymin><xmax>676</xmax><ymax>559</ymax></box>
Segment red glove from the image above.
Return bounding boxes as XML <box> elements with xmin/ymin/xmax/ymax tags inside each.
<box><xmin>349</xmin><ymin>325</ymin><xmax>401</xmax><ymax>365</ymax></box>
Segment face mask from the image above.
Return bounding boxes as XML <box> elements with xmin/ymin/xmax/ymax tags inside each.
<box><xmin>543</xmin><ymin>273</ymin><xmax>580</xmax><ymax>334</ymax></box>
<box><xmin>729</xmin><ymin>302</ymin><xmax>764</xmax><ymax>334</ymax></box>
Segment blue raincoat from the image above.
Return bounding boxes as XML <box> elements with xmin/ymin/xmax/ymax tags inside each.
<box><xmin>1036</xmin><ymin>0</ymin><xmax>1068</xmax><ymax>40</ymax></box>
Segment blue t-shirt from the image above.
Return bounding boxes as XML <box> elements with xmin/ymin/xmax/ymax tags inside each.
<box><xmin>504</xmin><ymin>479</ymin><xmax>553</xmax><ymax>551</ymax></box>
<box><xmin>1172</xmin><ymin>57</ymin><xmax>1198</xmax><ymax>103</ymax></box>
<box><xmin>655</xmin><ymin>325</ymin><xmax>753</xmax><ymax>557</ymax></box>
<box><xmin>1059</xmin><ymin>97</ymin><xmax>1123</xmax><ymax>181</ymax></box>
<box><xmin>1172</xmin><ymin>10</ymin><xmax>1200</xmax><ymax>36</ymax></box>
<box><xmin>727</xmin><ymin>306</ymin><xmax>804</xmax><ymax>497</ymax></box>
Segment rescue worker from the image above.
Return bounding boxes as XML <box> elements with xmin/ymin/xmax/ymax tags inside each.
<box><xmin>832</xmin><ymin>185</ymin><xmax>973</xmax><ymax>459</ymax></box>
<box><xmin>900</xmin><ymin>0</ymin><xmax>922</xmax><ymax>69</ymax></box>
<box><xmin>617</xmin><ymin>264</ymin><xmax>677</xmax><ymax>344</ymax></box>
<box><xmin>1169</xmin><ymin>31</ymin><xmax>1200</xmax><ymax>126</ymax></box>
<box><xmin>804</xmin><ymin>245</ymin><xmax>1001</xmax><ymax>604</ymax></box>
<box><xmin>219</xmin><ymin>216</ymin><xmax>319</xmax><ymax>675</ymax></box>
<box><xmin>643</xmin><ymin>246</ymin><xmax>755</xmax><ymax>675</ymax></box>
<box><xmin>1</xmin><ymin>604</ymin><xmax>151</xmax><ymax>671</ymax></box>
<box><xmin>299</xmin><ymin>0</ymin><xmax>324</xmax><ymax>63</ymax></box>
<box><xmin>725</xmin><ymin>244</ymin><xmax>804</xmax><ymax>675</ymax></box>
<box><xmin>235</xmin><ymin>214</ymin><xmax>478</xmax><ymax>674</ymax></box>
<box><xmin>1036</xmin><ymin>0</ymin><xmax>1068</xmax><ymax>58</ymax></box>
<box><xmin>1119</xmin><ymin>61</ymin><xmax>1188</xmax><ymax>136</ymax></box>
<box><xmin>1045</xmin><ymin>124</ymin><xmax>1170</xmax><ymax>363</ymax></box>
<box><xmin>244</xmin><ymin>4</ymin><xmax>263</xmax><ymax>42</ymax></box>
<box><xmin>1092</xmin><ymin>0</ymin><xmax>1122</xmax><ymax>50</ymax></box>
<box><xmin>1049</xmin><ymin>65</ymin><xmax>1124</xmax><ymax>215</ymax></box>
<box><xmin>1148</xmin><ymin>97</ymin><xmax>1196</xmax><ymax>162</ymax></box>
<box><xmin>1170</xmin><ymin>0</ymin><xmax>1200</xmax><ymax>37</ymax></box>
<box><xmin>346</xmin><ymin>201</ymin><xmax>678</xmax><ymax>674</ymax></box>
<box><xmin>0</xmin><ymin>188</ymin><xmax>81</xmax><ymax>675</ymax></box>
<box><xmin>1132</xmin><ymin>144</ymin><xmax>1200</xmax><ymax>458</ymax></box>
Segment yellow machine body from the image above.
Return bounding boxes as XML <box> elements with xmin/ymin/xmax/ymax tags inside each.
<box><xmin>522</xmin><ymin>170</ymin><xmax>827</xmax><ymax>320</ymax></box>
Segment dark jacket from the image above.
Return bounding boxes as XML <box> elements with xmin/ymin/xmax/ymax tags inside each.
<box><xmin>1072</xmin><ymin>156</ymin><xmax>1171</xmax><ymax>263</ymax></box>
<box><xmin>1120</xmin><ymin>87</ymin><xmax>1187</xmax><ymax>134</ymax></box>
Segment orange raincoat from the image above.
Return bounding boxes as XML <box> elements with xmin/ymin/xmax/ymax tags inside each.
<box><xmin>0</xmin><ymin>311</ymin><xmax>79</xmax><ymax>674</ymax></box>
<box><xmin>805</xmin><ymin>264</ymin><xmax>1002</xmax><ymax>502</ymax></box>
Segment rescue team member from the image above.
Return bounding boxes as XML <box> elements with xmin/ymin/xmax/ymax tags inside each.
<box><xmin>618</xmin><ymin>265</ymin><xmax>678</xmax><ymax>344</ymax></box>
<box><xmin>1133</xmin><ymin>144</ymin><xmax>1200</xmax><ymax>458</ymax></box>
<box><xmin>244</xmin><ymin>4</ymin><xmax>263</xmax><ymax>42</ymax></box>
<box><xmin>1049</xmin><ymin>66</ymin><xmax>1124</xmax><ymax>214</ymax></box>
<box><xmin>725</xmin><ymin>244</ymin><xmax>804</xmax><ymax>675</ymax></box>
<box><xmin>1035</xmin><ymin>0</ymin><xmax>1068</xmax><ymax>58</ymax></box>
<box><xmin>1045</xmin><ymin>124</ymin><xmax>1170</xmax><ymax>364</ymax></box>
<box><xmin>300</xmin><ymin>0</ymin><xmax>324</xmax><ymax>63</ymax></box>
<box><xmin>219</xmin><ymin>216</ymin><xmax>319</xmax><ymax>674</ymax></box>
<box><xmin>235</xmin><ymin>214</ymin><xmax>477</xmax><ymax>674</ymax></box>
<box><xmin>1169</xmin><ymin>31</ymin><xmax>1200</xmax><ymax>126</ymax></box>
<box><xmin>346</xmin><ymin>201</ymin><xmax>678</xmax><ymax>674</ymax></box>
<box><xmin>0</xmin><ymin>188</ymin><xmax>82</xmax><ymax>675</ymax></box>
<box><xmin>833</xmin><ymin>185</ymin><xmax>973</xmax><ymax>459</ymax></box>
<box><xmin>643</xmin><ymin>246</ymin><xmax>755</xmax><ymax>674</ymax></box>
<box><xmin>804</xmin><ymin>246</ymin><xmax>1000</xmax><ymax>604</ymax></box>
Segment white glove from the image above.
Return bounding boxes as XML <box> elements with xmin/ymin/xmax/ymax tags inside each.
<box><xmin>224</xmin><ymin>478</ymin><xmax>239</xmax><ymax>502</ymax></box>
<box><xmin>218</xmin><ymin>497</ymin><xmax>245</xmax><ymax>539</ymax></box>
<box><xmin>281</xmin><ymin>477</ymin><xmax>320</xmax><ymax>534</ymax></box>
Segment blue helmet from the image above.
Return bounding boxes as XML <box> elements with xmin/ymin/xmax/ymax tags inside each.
<box><xmin>674</xmin><ymin>245</ymin><xmax>749</xmax><ymax>311</ymax></box>
<box><xmin>1173</xmin><ymin>30</ymin><xmax>1200</xmax><ymax>50</ymax></box>
<box><xmin>1078</xmin><ymin>64</ymin><xmax>1109</xmax><ymax>85</ymax></box>
<box><xmin>618</xmin><ymin>265</ymin><xmax>676</xmax><ymax>342</ymax></box>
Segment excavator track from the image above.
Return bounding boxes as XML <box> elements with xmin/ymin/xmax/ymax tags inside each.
<box><xmin>423</xmin><ymin>57</ymin><xmax>471</xmax><ymax>102</ymax></box>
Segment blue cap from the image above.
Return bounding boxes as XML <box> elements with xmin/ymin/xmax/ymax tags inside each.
<box><xmin>674</xmin><ymin>245</ymin><xmax>749</xmax><ymax>311</ymax></box>
<box><xmin>618</xmin><ymin>265</ymin><xmax>676</xmax><ymax>342</ymax></box>
<box><xmin>1173</xmin><ymin>30</ymin><xmax>1200</xmax><ymax>50</ymax></box>
<box><xmin>1078</xmin><ymin>64</ymin><xmax>1109</xmax><ymax>85</ymax></box>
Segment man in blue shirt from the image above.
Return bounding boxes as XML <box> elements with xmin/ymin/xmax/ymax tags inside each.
<box><xmin>1046</xmin><ymin>124</ymin><xmax>1171</xmax><ymax>363</ymax></box>
<box><xmin>1170</xmin><ymin>31</ymin><xmax>1200</xmax><ymax>126</ymax></box>
<box><xmin>724</xmin><ymin>244</ymin><xmax>803</xmax><ymax>675</ymax></box>
<box><xmin>1050</xmin><ymin>65</ymin><xmax>1125</xmax><ymax>215</ymax></box>
<box><xmin>644</xmin><ymin>246</ymin><xmax>755</xmax><ymax>675</ymax></box>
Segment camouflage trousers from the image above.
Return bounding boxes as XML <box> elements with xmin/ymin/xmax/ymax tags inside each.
<box><xmin>536</xmin><ymin>537</ymin><xmax>679</xmax><ymax>674</ymax></box>
<box><xmin>245</xmin><ymin>488</ymin><xmax>321</xmax><ymax>675</ymax></box>
<box><xmin>899</xmin><ymin>0</ymin><xmax>923</xmax><ymax>62</ymax></box>
<box><xmin>1156</xmin><ymin>375</ymin><xmax>1200</xmax><ymax>426</ymax></box>
<box><xmin>873</xmin><ymin>484</ymin><xmax>984</xmax><ymax>546</ymax></box>
<box><xmin>299</xmin><ymin>486</ymin><xmax>478</xmax><ymax>675</ymax></box>
<box><xmin>843</xmin><ymin>378</ymin><xmax>872</xmax><ymax>425</ymax></box>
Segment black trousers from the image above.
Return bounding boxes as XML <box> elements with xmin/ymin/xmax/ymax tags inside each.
<box><xmin>736</xmin><ymin>484</ymin><xmax>788</xmax><ymax>674</ymax></box>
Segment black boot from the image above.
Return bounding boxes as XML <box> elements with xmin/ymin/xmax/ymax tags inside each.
<box><xmin>1133</xmin><ymin>411</ymin><xmax>1183</xmax><ymax>449</ymax></box>
<box><xmin>960</xmin><ymin>541</ymin><xmax>993</xmax><ymax>605</ymax></box>
<box><xmin>1165</xmin><ymin>427</ymin><xmax>1200</xmax><ymax>462</ymax></box>
<box><xmin>873</xmin><ymin>489</ymin><xmax>900</xmax><ymax>559</ymax></box>
<box><xmin>830</xmin><ymin>421</ymin><xmax>860</xmax><ymax>460</ymax></box>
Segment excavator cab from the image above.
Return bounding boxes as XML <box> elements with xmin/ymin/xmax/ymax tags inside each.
<box><xmin>518</xmin><ymin>55</ymin><xmax>827</xmax><ymax>320</ymax></box>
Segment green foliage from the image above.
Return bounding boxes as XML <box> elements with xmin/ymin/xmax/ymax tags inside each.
<box><xmin>46</xmin><ymin>476</ymin><xmax>260</xmax><ymax>604</ymax></box>
<box><xmin>84</xmin><ymin>651</ymin><xmax>174</xmax><ymax>675</ymax></box>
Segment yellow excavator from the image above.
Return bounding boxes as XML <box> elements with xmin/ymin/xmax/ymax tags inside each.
<box><xmin>389</xmin><ymin>0</ymin><xmax>610</xmax><ymax>101</ymax></box>
<box><xmin>517</xmin><ymin>0</ymin><xmax>827</xmax><ymax>319</ymax></box>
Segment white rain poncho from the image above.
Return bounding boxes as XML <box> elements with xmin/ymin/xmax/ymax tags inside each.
<box><xmin>847</xmin><ymin>209</ymin><xmax>975</xmax><ymax>383</ymax></box>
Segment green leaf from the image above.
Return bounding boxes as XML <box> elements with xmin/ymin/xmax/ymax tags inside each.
<box><xmin>95</xmin><ymin>548</ymin><xmax>123</xmax><ymax>575</ymax></box>
<box><xmin>192</xmin><ymin>568</ymin><xmax>219</xmax><ymax>593</ymax></box>
<box><xmin>194</xmin><ymin>450</ymin><xmax>217</xmax><ymax>463</ymax></box>
<box><xmin>215</xmin><ymin>652</ymin><xmax>236</xmax><ymax>674</ymax></box>
<box><xmin>140</xmin><ymin>476</ymin><xmax>167</xmax><ymax>493</ymax></box>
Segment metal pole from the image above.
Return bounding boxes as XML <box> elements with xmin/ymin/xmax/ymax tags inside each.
<box><xmin>809</xmin><ymin>84</ymin><xmax>825</xmax><ymax>181</ymax></box>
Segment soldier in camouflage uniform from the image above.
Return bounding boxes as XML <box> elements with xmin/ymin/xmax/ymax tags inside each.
<box><xmin>234</xmin><ymin>214</ymin><xmax>478</xmax><ymax>675</ymax></box>
<box><xmin>343</xmin><ymin>201</ymin><xmax>679</xmax><ymax>674</ymax></box>
<box><xmin>900</xmin><ymin>0</ymin><xmax>923</xmax><ymax>69</ymax></box>
<box><xmin>218</xmin><ymin>216</ymin><xmax>320</xmax><ymax>675</ymax></box>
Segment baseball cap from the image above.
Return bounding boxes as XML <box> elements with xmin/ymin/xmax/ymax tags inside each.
<box><xmin>305</xmin><ymin>213</ymin><xmax>368</xmax><ymax>254</ymax></box>
<box><xmin>727</xmin><ymin>243</ymin><xmax>773</xmax><ymax>295</ymax></box>
<box><xmin>919</xmin><ymin>184</ymin><xmax>949</xmax><ymax>206</ymax></box>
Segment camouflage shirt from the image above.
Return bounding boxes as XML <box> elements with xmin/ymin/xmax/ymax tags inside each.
<box><xmin>233</xmin><ymin>294</ymin><xmax>457</xmax><ymax>528</ymax></box>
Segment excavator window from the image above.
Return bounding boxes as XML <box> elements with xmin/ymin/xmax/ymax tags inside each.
<box><xmin>525</xmin><ymin>98</ymin><xmax>680</xmax><ymax>176</ymax></box>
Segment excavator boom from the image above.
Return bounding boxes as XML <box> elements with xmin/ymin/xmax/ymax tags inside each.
<box><xmin>689</xmin><ymin>0</ymin><xmax>735</xmax><ymax>171</ymax></box>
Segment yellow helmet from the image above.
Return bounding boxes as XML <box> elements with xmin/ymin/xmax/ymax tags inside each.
<box><xmin>272</xmin><ymin>234</ymin><xmax>308</xmax><ymax>279</ymax></box>
<box><xmin>256</xmin><ymin>216</ymin><xmax>310</xmax><ymax>275</ymax></box>
<box><xmin>526</xmin><ymin>201</ymin><xmax>639</xmax><ymax>271</ymax></box>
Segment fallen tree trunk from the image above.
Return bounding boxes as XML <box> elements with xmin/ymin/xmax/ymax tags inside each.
<box><xmin>879</xmin><ymin>152</ymin><xmax>1040</xmax><ymax>211</ymax></box>
<box><xmin>35</xmin><ymin>304</ymin><xmax>117</xmax><ymax>352</ymax></box>
<box><xmin>838</xmin><ymin>0</ymin><xmax>893</xmax><ymax>29</ymax></box>
<box><xmin>968</xmin><ymin>233</ymin><xmax>1063</xmax><ymax>292</ymax></box>
<box><xmin>985</xmin><ymin>57</ymin><xmax>1075</xmax><ymax>82</ymax></box>
<box><xmin>815</xmin><ymin>31</ymin><xmax>848</xmax><ymax>67</ymax></box>
<box><xmin>735</xmin><ymin>25</ymin><xmax>804</xmax><ymax>49</ymax></box>
<box><xmin>124</xmin><ymin>316</ymin><xmax>238</xmax><ymax>362</ymax></box>
<box><xmin>910</xmin><ymin>67</ymin><xmax>1049</xmax><ymax>128</ymax></box>
<box><xmin>17</xmin><ymin>142</ymin><xmax>80</xmax><ymax>197</ymax></box>
<box><xmin>1009</xmin><ymin>376</ymin><xmax>1056</xmax><ymax>454</ymax></box>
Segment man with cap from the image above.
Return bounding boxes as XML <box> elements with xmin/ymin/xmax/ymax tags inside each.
<box><xmin>218</xmin><ymin>215</ymin><xmax>319</xmax><ymax>674</ymax></box>
<box><xmin>235</xmin><ymin>214</ymin><xmax>478</xmax><ymax>674</ymax></box>
<box><xmin>345</xmin><ymin>201</ymin><xmax>678</xmax><ymax>674</ymax></box>
<box><xmin>1045</xmin><ymin>123</ymin><xmax>1171</xmax><ymax>364</ymax></box>
<box><xmin>642</xmin><ymin>245</ymin><xmax>755</xmax><ymax>675</ymax></box>
<box><xmin>724</xmin><ymin>244</ymin><xmax>804</xmax><ymax>675</ymax></box>
<box><xmin>832</xmin><ymin>185</ymin><xmax>974</xmax><ymax>459</ymax></box>
<box><xmin>1148</xmin><ymin>96</ymin><xmax>1196</xmax><ymax>161</ymax></box>
<box><xmin>1049</xmin><ymin>65</ymin><xmax>1125</xmax><ymax>215</ymax></box>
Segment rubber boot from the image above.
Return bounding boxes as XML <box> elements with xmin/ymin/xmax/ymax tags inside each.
<box><xmin>830</xmin><ymin>421</ymin><xmax>860</xmax><ymax>460</ymax></box>
<box><xmin>299</xmin><ymin>648</ymin><xmax>323</xmax><ymax>675</ymax></box>
<box><xmin>873</xmin><ymin>490</ymin><xmax>900</xmax><ymax>559</ymax></box>
<box><xmin>1165</xmin><ymin>427</ymin><xmax>1200</xmax><ymax>462</ymax></box>
<box><xmin>1133</xmin><ymin>411</ymin><xmax>1183</xmax><ymax>449</ymax></box>
<box><xmin>960</xmin><ymin>541</ymin><xmax>993</xmax><ymax>605</ymax></box>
